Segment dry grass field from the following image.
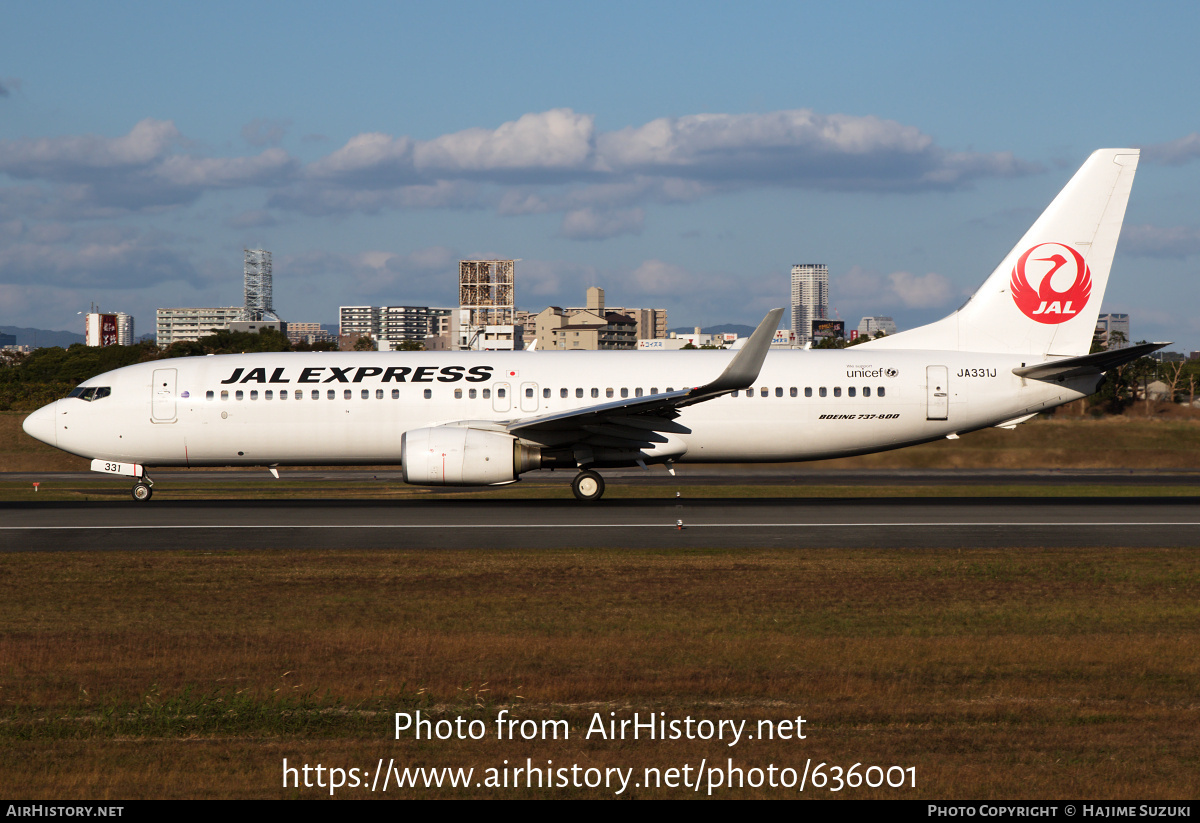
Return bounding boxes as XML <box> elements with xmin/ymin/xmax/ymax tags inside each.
<box><xmin>3</xmin><ymin>410</ymin><xmax>1199</xmax><ymax>799</ymax></box>
<box><xmin>0</xmin><ymin>548</ymin><xmax>1196</xmax><ymax>799</ymax></box>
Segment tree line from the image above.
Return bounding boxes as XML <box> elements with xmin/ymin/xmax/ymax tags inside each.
<box><xmin>0</xmin><ymin>328</ymin><xmax>333</xmax><ymax>411</ymax></box>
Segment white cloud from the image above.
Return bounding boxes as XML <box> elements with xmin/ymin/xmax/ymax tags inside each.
<box><xmin>156</xmin><ymin>148</ymin><xmax>296</xmax><ymax>188</ymax></box>
<box><xmin>0</xmin><ymin>119</ymin><xmax>181</xmax><ymax>179</ymax></box>
<box><xmin>1140</xmin><ymin>134</ymin><xmax>1200</xmax><ymax>166</ymax></box>
<box><xmin>1121</xmin><ymin>224</ymin><xmax>1200</xmax><ymax>258</ymax></box>
<box><xmin>275</xmin><ymin>108</ymin><xmax>1038</xmax><ymax>218</ymax></box>
<box><xmin>835</xmin><ymin>265</ymin><xmax>957</xmax><ymax>310</ymax></box>
<box><xmin>226</xmin><ymin>209</ymin><xmax>279</xmax><ymax>230</ymax></box>
<box><xmin>282</xmin><ymin>246</ymin><xmax>460</xmax><ymax>300</ymax></box>
<box><xmin>0</xmin><ymin>233</ymin><xmax>201</xmax><ymax>289</ymax></box>
<box><xmin>305</xmin><ymin>132</ymin><xmax>416</xmax><ymax>184</ymax></box>
<box><xmin>558</xmin><ymin>207</ymin><xmax>644</xmax><ymax>240</ymax></box>
<box><xmin>414</xmin><ymin>108</ymin><xmax>595</xmax><ymax>175</ymax></box>
<box><xmin>241</xmin><ymin>118</ymin><xmax>292</xmax><ymax>147</ymax></box>
<box><xmin>886</xmin><ymin>271</ymin><xmax>955</xmax><ymax>308</ymax></box>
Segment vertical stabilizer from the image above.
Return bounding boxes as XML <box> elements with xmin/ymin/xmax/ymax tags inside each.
<box><xmin>862</xmin><ymin>149</ymin><xmax>1139</xmax><ymax>357</ymax></box>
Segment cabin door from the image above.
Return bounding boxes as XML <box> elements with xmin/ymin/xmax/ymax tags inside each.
<box><xmin>926</xmin><ymin>365</ymin><xmax>949</xmax><ymax>420</ymax></box>
<box><xmin>151</xmin><ymin>368</ymin><xmax>177</xmax><ymax>423</ymax></box>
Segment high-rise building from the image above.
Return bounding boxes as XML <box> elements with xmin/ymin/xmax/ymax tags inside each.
<box><xmin>243</xmin><ymin>248</ymin><xmax>279</xmax><ymax>321</ymax></box>
<box><xmin>790</xmin><ymin>264</ymin><xmax>828</xmax><ymax>346</ymax></box>
<box><xmin>1095</xmin><ymin>313</ymin><xmax>1130</xmax><ymax>349</ymax></box>
<box><xmin>563</xmin><ymin>288</ymin><xmax>667</xmax><ymax>340</ymax></box>
<box><xmin>857</xmin><ymin>316</ymin><xmax>897</xmax><ymax>339</ymax></box>
<box><xmin>85</xmin><ymin>312</ymin><xmax>135</xmax><ymax>346</ymax></box>
<box><xmin>339</xmin><ymin>305</ymin><xmax>455</xmax><ymax>350</ymax></box>
<box><xmin>156</xmin><ymin>307</ymin><xmax>246</xmax><ymax>347</ymax></box>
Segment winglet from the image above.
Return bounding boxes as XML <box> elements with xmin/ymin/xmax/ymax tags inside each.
<box><xmin>692</xmin><ymin>307</ymin><xmax>784</xmax><ymax>396</ymax></box>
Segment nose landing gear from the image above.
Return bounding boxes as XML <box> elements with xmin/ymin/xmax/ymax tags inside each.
<box><xmin>571</xmin><ymin>470</ymin><xmax>605</xmax><ymax>502</ymax></box>
<box><xmin>131</xmin><ymin>475</ymin><xmax>154</xmax><ymax>502</ymax></box>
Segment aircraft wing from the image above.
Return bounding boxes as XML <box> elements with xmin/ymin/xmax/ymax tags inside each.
<box><xmin>445</xmin><ymin>308</ymin><xmax>783</xmax><ymax>454</ymax></box>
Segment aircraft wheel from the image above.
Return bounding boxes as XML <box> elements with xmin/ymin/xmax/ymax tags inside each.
<box><xmin>571</xmin><ymin>470</ymin><xmax>605</xmax><ymax>502</ymax></box>
<box><xmin>132</xmin><ymin>482</ymin><xmax>153</xmax><ymax>502</ymax></box>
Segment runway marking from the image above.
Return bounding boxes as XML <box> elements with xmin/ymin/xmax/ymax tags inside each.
<box><xmin>4</xmin><ymin>522</ymin><xmax>1200</xmax><ymax>530</ymax></box>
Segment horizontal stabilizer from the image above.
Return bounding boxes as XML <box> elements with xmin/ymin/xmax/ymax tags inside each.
<box><xmin>1012</xmin><ymin>342</ymin><xmax>1168</xmax><ymax>381</ymax></box>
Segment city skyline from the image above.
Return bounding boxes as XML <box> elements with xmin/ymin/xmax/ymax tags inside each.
<box><xmin>2</xmin><ymin>2</ymin><xmax>1200</xmax><ymax>349</ymax></box>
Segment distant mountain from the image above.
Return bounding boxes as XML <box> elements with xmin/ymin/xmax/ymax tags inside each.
<box><xmin>668</xmin><ymin>323</ymin><xmax>757</xmax><ymax>337</ymax></box>
<box><xmin>1</xmin><ymin>326</ymin><xmax>85</xmax><ymax>348</ymax></box>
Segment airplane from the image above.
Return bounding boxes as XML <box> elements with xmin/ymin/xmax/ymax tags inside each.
<box><xmin>22</xmin><ymin>148</ymin><xmax>1161</xmax><ymax>503</ymax></box>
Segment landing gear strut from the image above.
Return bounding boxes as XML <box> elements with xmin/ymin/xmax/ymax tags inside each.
<box><xmin>131</xmin><ymin>475</ymin><xmax>154</xmax><ymax>502</ymax></box>
<box><xmin>571</xmin><ymin>470</ymin><xmax>605</xmax><ymax>502</ymax></box>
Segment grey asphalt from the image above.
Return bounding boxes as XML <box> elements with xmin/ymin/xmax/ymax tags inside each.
<box><xmin>2</xmin><ymin>467</ymin><xmax>1199</xmax><ymax>550</ymax></box>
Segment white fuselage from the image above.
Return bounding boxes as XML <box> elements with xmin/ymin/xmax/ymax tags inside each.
<box><xmin>27</xmin><ymin>348</ymin><xmax>1094</xmax><ymax>470</ymax></box>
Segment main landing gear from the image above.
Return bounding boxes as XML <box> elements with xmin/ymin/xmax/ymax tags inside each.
<box><xmin>571</xmin><ymin>470</ymin><xmax>605</xmax><ymax>502</ymax></box>
<box><xmin>131</xmin><ymin>475</ymin><xmax>154</xmax><ymax>502</ymax></box>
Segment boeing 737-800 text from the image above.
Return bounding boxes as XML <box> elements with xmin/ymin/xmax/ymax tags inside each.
<box><xmin>22</xmin><ymin>149</ymin><xmax>1159</xmax><ymax>501</ymax></box>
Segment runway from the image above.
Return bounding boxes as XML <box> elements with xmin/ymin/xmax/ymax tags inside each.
<box><xmin>3</xmin><ymin>494</ymin><xmax>1199</xmax><ymax>550</ymax></box>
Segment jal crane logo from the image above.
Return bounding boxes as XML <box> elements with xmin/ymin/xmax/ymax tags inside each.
<box><xmin>1009</xmin><ymin>242</ymin><xmax>1092</xmax><ymax>324</ymax></box>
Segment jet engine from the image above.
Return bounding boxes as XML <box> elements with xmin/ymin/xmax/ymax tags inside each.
<box><xmin>400</xmin><ymin>427</ymin><xmax>543</xmax><ymax>486</ymax></box>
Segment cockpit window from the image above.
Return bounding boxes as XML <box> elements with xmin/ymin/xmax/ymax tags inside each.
<box><xmin>66</xmin><ymin>386</ymin><xmax>111</xmax><ymax>401</ymax></box>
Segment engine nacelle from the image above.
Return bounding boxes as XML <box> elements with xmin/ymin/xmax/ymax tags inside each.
<box><xmin>401</xmin><ymin>427</ymin><xmax>541</xmax><ymax>486</ymax></box>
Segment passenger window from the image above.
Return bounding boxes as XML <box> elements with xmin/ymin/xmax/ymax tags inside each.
<box><xmin>206</xmin><ymin>391</ymin><xmax>214</xmax><ymax>401</ymax></box>
<box><xmin>526</xmin><ymin>387</ymin><xmax>534</xmax><ymax>398</ymax></box>
<box><xmin>878</xmin><ymin>387</ymin><xmax>886</xmax><ymax>397</ymax></box>
<box><xmin>746</xmin><ymin>389</ymin><xmax>753</xmax><ymax>399</ymax></box>
<box><xmin>776</xmin><ymin>387</ymin><xmax>783</xmax><ymax>397</ymax></box>
<box><xmin>834</xmin><ymin>387</ymin><xmax>842</xmax><ymax>397</ymax></box>
<box><xmin>805</xmin><ymin>387</ymin><xmax>812</xmax><ymax>397</ymax></box>
<box><xmin>423</xmin><ymin>389</ymin><xmax>432</xmax><ymax>399</ymax></box>
<box><xmin>498</xmin><ymin>388</ymin><xmax>506</xmax><ymax>398</ymax></box>
<box><xmin>265</xmin><ymin>390</ymin><xmax>273</xmax><ymax>400</ymax></box>
<box><xmin>250</xmin><ymin>390</ymin><xmax>259</xmax><ymax>400</ymax></box>
<box><xmin>864</xmin><ymin>387</ymin><xmax>871</xmax><ymax>397</ymax></box>
<box><xmin>591</xmin><ymin>388</ymin><xmax>599</xmax><ymax>398</ymax></box>
<box><xmin>635</xmin><ymin>388</ymin><xmax>643</xmax><ymax>397</ymax></box>
<box><xmin>543</xmin><ymin>388</ymin><xmax>550</xmax><ymax>399</ymax></box>
<box><xmin>819</xmin><ymin>388</ymin><xmax>826</xmax><ymax>397</ymax></box>
<box><xmin>221</xmin><ymin>390</ymin><xmax>229</xmax><ymax>401</ymax></box>
<box><xmin>455</xmin><ymin>388</ymin><xmax>463</xmax><ymax>399</ymax></box>
<box><xmin>392</xmin><ymin>389</ymin><xmax>399</xmax><ymax>399</ymax></box>
<box><xmin>560</xmin><ymin>388</ymin><xmax>568</xmax><ymax>398</ymax></box>
<box><xmin>576</xmin><ymin>388</ymin><xmax>584</xmax><ymax>398</ymax></box>
<box><xmin>606</xmin><ymin>388</ymin><xmax>614</xmax><ymax>398</ymax></box>
<box><xmin>312</xmin><ymin>390</ymin><xmax>320</xmax><ymax>400</ymax></box>
<box><xmin>760</xmin><ymin>387</ymin><xmax>768</xmax><ymax>397</ymax></box>
<box><xmin>469</xmin><ymin>389</ymin><xmax>477</xmax><ymax>399</ymax></box>
<box><xmin>376</xmin><ymin>389</ymin><xmax>383</xmax><ymax>399</ymax></box>
<box><xmin>279</xmin><ymin>390</ymin><xmax>287</xmax><ymax>400</ymax></box>
<box><xmin>790</xmin><ymin>387</ymin><xmax>797</xmax><ymax>397</ymax></box>
<box><xmin>327</xmin><ymin>390</ymin><xmax>335</xmax><ymax>400</ymax></box>
<box><xmin>361</xmin><ymin>389</ymin><xmax>369</xmax><ymax>400</ymax></box>
<box><xmin>848</xmin><ymin>387</ymin><xmax>856</xmax><ymax>397</ymax></box>
<box><xmin>236</xmin><ymin>390</ymin><xmax>244</xmax><ymax>401</ymax></box>
<box><xmin>666</xmin><ymin>387</ymin><xmax>674</xmax><ymax>392</ymax></box>
<box><xmin>732</xmin><ymin>390</ymin><xmax>739</xmax><ymax>397</ymax></box>
<box><xmin>294</xmin><ymin>390</ymin><xmax>302</xmax><ymax>399</ymax></box>
<box><xmin>620</xmin><ymin>388</ymin><xmax>628</xmax><ymax>398</ymax></box>
<box><xmin>651</xmin><ymin>387</ymin><xmax>659</xmax><ymax>394</ymax></box>
<box><xmin>344</xmin><ymin>389</ymin><xmax>352</xmax><ymax>400</ymax></box>
<box><xmin>483</xmin><ymin>389</ymin><xmax>491</xmax><ymax>399</ymax></box>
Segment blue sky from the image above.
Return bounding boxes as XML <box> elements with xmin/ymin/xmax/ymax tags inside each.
<box><xmin>3</xmin><ymin>0</ymin><xmax>1199</xmax><ymax>348</ymax></box>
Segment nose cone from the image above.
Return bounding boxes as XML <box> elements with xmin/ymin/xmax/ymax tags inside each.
<box><xmin>22</xmin><ymin>401</ymin><xmax>57</xmax><ymax>447</ymax></box>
